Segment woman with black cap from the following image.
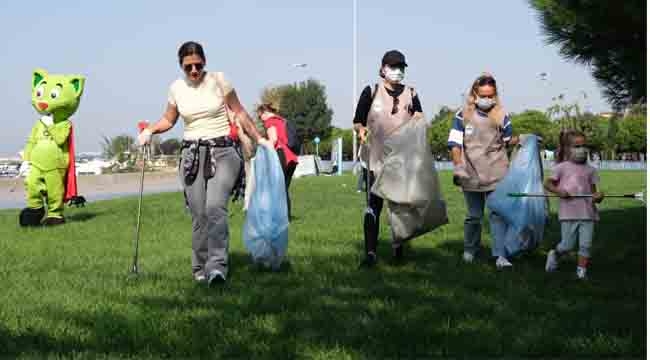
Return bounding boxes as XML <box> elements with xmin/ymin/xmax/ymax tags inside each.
<box><xmin>353</xmin><ymin>50</ymin><xmax>424</xmax><ymax>267</ymax></box>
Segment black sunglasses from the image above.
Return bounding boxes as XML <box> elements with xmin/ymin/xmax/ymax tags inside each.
<box><xmin>477</xmin><ymin>76</ymin><xmax>496</xmax><ymax>86</ymax></box>
<box><xmin>183</xmin><ymin>63</ymin><xmax>205</xmax><ymax>73</ymax></box>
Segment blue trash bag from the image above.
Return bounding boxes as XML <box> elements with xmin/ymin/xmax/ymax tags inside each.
<box><xmin>243</xmin><ymin>145</ymin><xmax>289</xmax><ymax>269</ymax></box>
<box><xmin>486</xmin><ymin>136</ymin><xmax>546</xmax><ymax>256</ymax></box>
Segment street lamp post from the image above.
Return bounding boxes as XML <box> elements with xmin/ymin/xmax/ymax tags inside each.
<box><xmin>352</xmin><ymin>0</ymin><xmax>358</xmax><ymax>164</ymax></box>
<box><xmin>314</xmin><ymin>136</ymin><xmax>320</xmax><ymax>157</ymax></box>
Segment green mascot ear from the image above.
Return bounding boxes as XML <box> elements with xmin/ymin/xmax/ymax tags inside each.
<box><xmin>32</xmin><ymin>68</ymin><xmax>48</xmax><ymax>89</ymax></box>
<box><xmin>69</xmin><ymin>76</ymin><xmax>85</xmax><ymax>96</ymax></box>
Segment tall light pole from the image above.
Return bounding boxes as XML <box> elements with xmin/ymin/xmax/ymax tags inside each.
<box><xmin>540</xmin><ymin>72</ymin><xmax>550</xmax><ymax>111</ymax></box>
<box><xmin>352</xmin><ymin>0</ymin><xmax>358</xmax><ymax>163</ymax></box>
<box><xmin>288</xmin><ymin>63</ymin><xmax>308</xmax><ymax>154</ymax></box>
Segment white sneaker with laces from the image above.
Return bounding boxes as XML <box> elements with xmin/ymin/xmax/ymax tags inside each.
<box><xmin>462</xmin><ymin>252</ymin><xmax>474</xmax><ymax>263</ymax></box>
<box><xmin>576</xmin><ymin>266</ymin><xmax>587</xmax><ymax>280</ymax></box>
<box><xmin>496</xmin><ymin>256</ymin><xmax>513</xmax><ymax>268</ymax></box>
<box><xmin>545</xmin><ymin>250</ymin><xmax>558</xmax><ymax>272</ymax></box>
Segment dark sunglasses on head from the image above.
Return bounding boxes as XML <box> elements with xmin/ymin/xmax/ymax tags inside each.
<box><xmin>183</xmin><ymin>63</ymin><xmax>204</xmax><ymax>73</ymax></box>
<box><xmin>477</xmin><ymin>76</ymin><xmax>496</xmax><ymax>86</ymax></box>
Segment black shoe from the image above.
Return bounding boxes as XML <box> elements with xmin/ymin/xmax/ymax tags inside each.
<box><xmin>207</xmin><ymin>270</ymin><xmax>227</xmax><ymax>287</ymax></box>
<box><xmin>359</xmin><ymin>252</ymin><xmax>378</xmax><ymax>268</ymax></box>
<box><xmin>43</xmin><ymin>217</ymin><xmax>66</xmax><ymax>226</ymax></box>
<box><xmin>390</xmin><ymin>245</ymin><xmax>405</xmax><ymax>266</ymax></box>
<box><xmin>19</xmin><ymin>207</ymin><xmax>45</xmax><ymax>227</ymax></box>
<box><xmin>392</xmin><ymin>245</ymin><xmax>404</xmax><ymax>260</ymax></box>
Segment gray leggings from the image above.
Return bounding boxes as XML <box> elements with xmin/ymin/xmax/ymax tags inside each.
<box><xmin>180</xmin><ymin>145</ymin><xmax>242</xmax><ymax>277</ymax></box>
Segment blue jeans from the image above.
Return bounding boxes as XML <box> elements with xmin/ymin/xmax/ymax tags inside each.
<box><xmin>463</xmin><ymin>191</ymin><xmax>511</xmax><ymax>258</ymax></box>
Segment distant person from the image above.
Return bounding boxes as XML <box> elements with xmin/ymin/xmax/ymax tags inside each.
<box><xmin>448</xmin><ymin>73</ymin><xmax>534</xmax><ymax>268</ymax></box>
<box><xmin>353</xmin><ymin>50</ymin><xmax>424</xmax><ymax>267</ymax></box>
<box><xmin>138</xmin><ymin>41</ymin><xmax>271</xmax><ymax>286</ymax></box>
<box><xmin>256</xmin><ymin>104</ymin><xmax>299</xmax><ymax>220</ymax></box>
<box><xmin>544</xmin><ymin>130</ymin><xmax>603</xmax><ymax>279</ymax></box>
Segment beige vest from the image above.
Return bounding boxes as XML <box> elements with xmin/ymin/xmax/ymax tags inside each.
<box><xmin>462</xmin><ymin>109</ymin><xmax>509</xmax><ymax>192</ymax></box>
<box><xmin>366</xmin><ymin>84</ymin><xmax>414</xmax><ymax>172</ymax></box>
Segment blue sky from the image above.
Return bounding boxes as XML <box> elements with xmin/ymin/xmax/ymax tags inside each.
<box><xmin>0</xmin><ymin>0</ymin><xmax>609</xmax><ymax>155</ymax></box>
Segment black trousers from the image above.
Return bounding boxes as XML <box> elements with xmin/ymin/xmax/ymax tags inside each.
<box><xmin>277</xmin><ymin>149</ymin><xmax>297</xmax><ymax>219</ymax></box>
<box><xmin>365</xmin><ymin>171</ymin><xmax>384</xmax><ymax>254</ymax></box>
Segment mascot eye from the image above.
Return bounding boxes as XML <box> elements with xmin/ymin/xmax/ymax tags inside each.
<box><xmin>50</xmin><ymin>88</ymin><xmax>61</xmax><ymax>99</ymax></box>
<box><xmin>36</xmin><ymin>86</ymin><xmax>45</xmax><ymax>98</ymax></box>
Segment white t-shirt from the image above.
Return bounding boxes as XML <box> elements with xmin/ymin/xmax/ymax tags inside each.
<box><xmin>168</xmin><ymin>72</ymin><xmax>234</xmax><ymax>140</ymax></box>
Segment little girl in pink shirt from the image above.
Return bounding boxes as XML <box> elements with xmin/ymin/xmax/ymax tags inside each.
<box><xmin>544</xmin><ymin>130</ymin><xmax>604</xmax><ymax>279</ymax></box>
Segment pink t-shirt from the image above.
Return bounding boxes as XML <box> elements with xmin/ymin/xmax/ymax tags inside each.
<box><xmin>549</xmin><ymin>161</ymin><xmax>600</xmax><ymax>221</ymax></box>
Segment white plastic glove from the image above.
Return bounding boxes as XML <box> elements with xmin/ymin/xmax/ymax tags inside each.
<box><xmin>40</xmin><ymin>115</ymin><xmax>54</xmax><ymax>127</ymax></box>
<box><xmin>138</xmin><ymin>128</ymin><xmax>153</xmax><ymax>145</ymax></box>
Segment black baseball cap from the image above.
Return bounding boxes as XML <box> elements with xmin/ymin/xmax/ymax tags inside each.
<box><xmin>381</xmin><ymin>50</ymin><xmax>407</xmax><ymax>68</ymax></box>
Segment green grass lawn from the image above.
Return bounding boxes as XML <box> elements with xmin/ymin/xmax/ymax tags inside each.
<box><xmin>0</xmin><ymin>171</ymin><xmax>646</xmax><ymax>359</ymax></box>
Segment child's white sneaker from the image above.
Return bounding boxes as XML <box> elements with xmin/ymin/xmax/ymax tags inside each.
<box><xmin>545</xmin><ymin>250</ymin><xmax>558</xmax><ymax>272</ymax></box>
<box><xmin>576</xmin><ymin>266</ymin><xmax>587</xmax><ymax>280</ymax></box>
<box><xmin>462</xmin><ymin>251</ymin><xmax>474</xmax><ymax>263</ymax></box>
<box><xmin>496</xmin><ymin>256</ymin><xmax>512</xmax><ymax>268</ymax></box>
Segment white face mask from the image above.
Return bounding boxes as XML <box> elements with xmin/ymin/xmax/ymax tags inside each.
<box><xmin>383</xmin><ymin>66</ymin><xmax>405</xmax><ymax>83</ymax></box>
<box><xmin>475</xmin><ymin>97</ymin><xmax>496</xmax><ymax>111</ymax></box>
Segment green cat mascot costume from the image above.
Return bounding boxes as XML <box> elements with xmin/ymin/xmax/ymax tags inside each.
<box><xmin>19</xmin><ymin>68</ymin><xmax>85</xmax><ymax>226</ymax></box>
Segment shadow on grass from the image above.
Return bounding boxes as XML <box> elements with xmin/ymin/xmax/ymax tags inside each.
<box><xmin>0</xmin><ymin>207</ymin><xmax>645</xmax><ymax>358</ymax></box>
<box><xmin>66</xmin><ymin>211</ymin><xmax>100</xmax><ymax>223</ymax></box>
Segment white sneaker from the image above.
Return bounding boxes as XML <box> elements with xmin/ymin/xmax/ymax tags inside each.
<box><xmin>496</xmin><ymin>256</ymin><xmax>513</xmax><ymax>268</ymax></box>
<box><xmin>193</xmin><ymin>271</ymin><xmax>206</xmax><ymax>283</ymax></box>
<box><xmin>462</xmin><ymin>252</ymin><xmax>474</xmax><ymax>263</ymax></box>
<box><xmin>576</xmin><ymin>266</ymin><xmax>587</xmax><ymax>280</ymax></box>
<box><xmin>545</xmin><ymin>250</ymin><xmax>558</xmax><ymax>272</ymax></box>
<box><xmin>207</xmin><ymin>269</ymin><xmax>227</xmax><ymax>286</ymax></box>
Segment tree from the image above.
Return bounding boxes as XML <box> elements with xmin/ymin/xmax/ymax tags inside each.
<box><xmin>510</xmin><ymin>110</ymin><xmax>555</xmax><ymax>149</ymax></box>
<box><xmin>575</xmin><ymin>113</ymin><xmax>607</xmax><ymax>153</ymax></box>
<box><xmin>258</xmin><ymin>79</ymin><xmax>333</xmax><ymax>153</ymax></box>
<box><xmin>529</xmin><ymin>0</ymin><xmax>646</xmax><ymax>110</ymax></box>
<box><xmin>433</xmin><ymin>105</ymin><xmax>455</xmax><ymax>123</ymax></box>
<box><xmin>604</xmin><ymin>116</ymin><xmax>620</xmax><ymax>160</ymax></box>
<box><xmin>160</xmin><ymin>138</ymin><xmax>182</xmax><ymax>155</ymax></box>
<box><xmin>428</xmin><ymin>106</ymin><xmax>456</xmax><ymax>158</ymax></box>
<box><xmin>615</xmin><ymin>115</ymin><xmax>647</xmax><ymax>155</ymax></box>
<box><xmin>626</xmin><ymin>102</ymin><xmax>647</xmax><ymax>116</ymax></box>
<box><xmin>101</xmin><ymin>135</ymin><xmax>136</xmax><ymax>162</ymax></box>
<box><xmin>277</xmin><ymin>79</ymin><xmax>333</xmax><ymax>143</ymax></box>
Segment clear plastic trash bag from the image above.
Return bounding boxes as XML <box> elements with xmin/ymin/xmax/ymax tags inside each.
<box><xmin>372</xmin><ymin>118</ymin><xmax>448</xmax><ymax>243</ymax></box>
<box><xmin>243</xmin><ymin>146</ymin><xmax>289</xmax><ymax>269</ymax></box>
<box><xmin>487</xmin><ymin>136</ymin><xmax>546</xmax><ymax>255</ymax></box>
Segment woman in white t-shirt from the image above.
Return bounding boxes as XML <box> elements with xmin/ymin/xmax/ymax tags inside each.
<box><xmin>138</xmin><ymin>41</ymin><xmax>271</xmax><ymax>286</ymax></box>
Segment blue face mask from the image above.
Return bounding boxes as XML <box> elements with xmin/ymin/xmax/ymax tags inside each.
<box><xmin>383</xmin><ymin>66</ymin><xmax>405</xmax><ymax>83</ymax></box>
<box><xmin>571</xmin><ymin>146</ymin><xmax>589</xmax><ymax>163</ymax></box>
<box><xmin>476</xmin><ymin>97</ymin><xmax>496</xmax><ymax>111</ymax></box>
